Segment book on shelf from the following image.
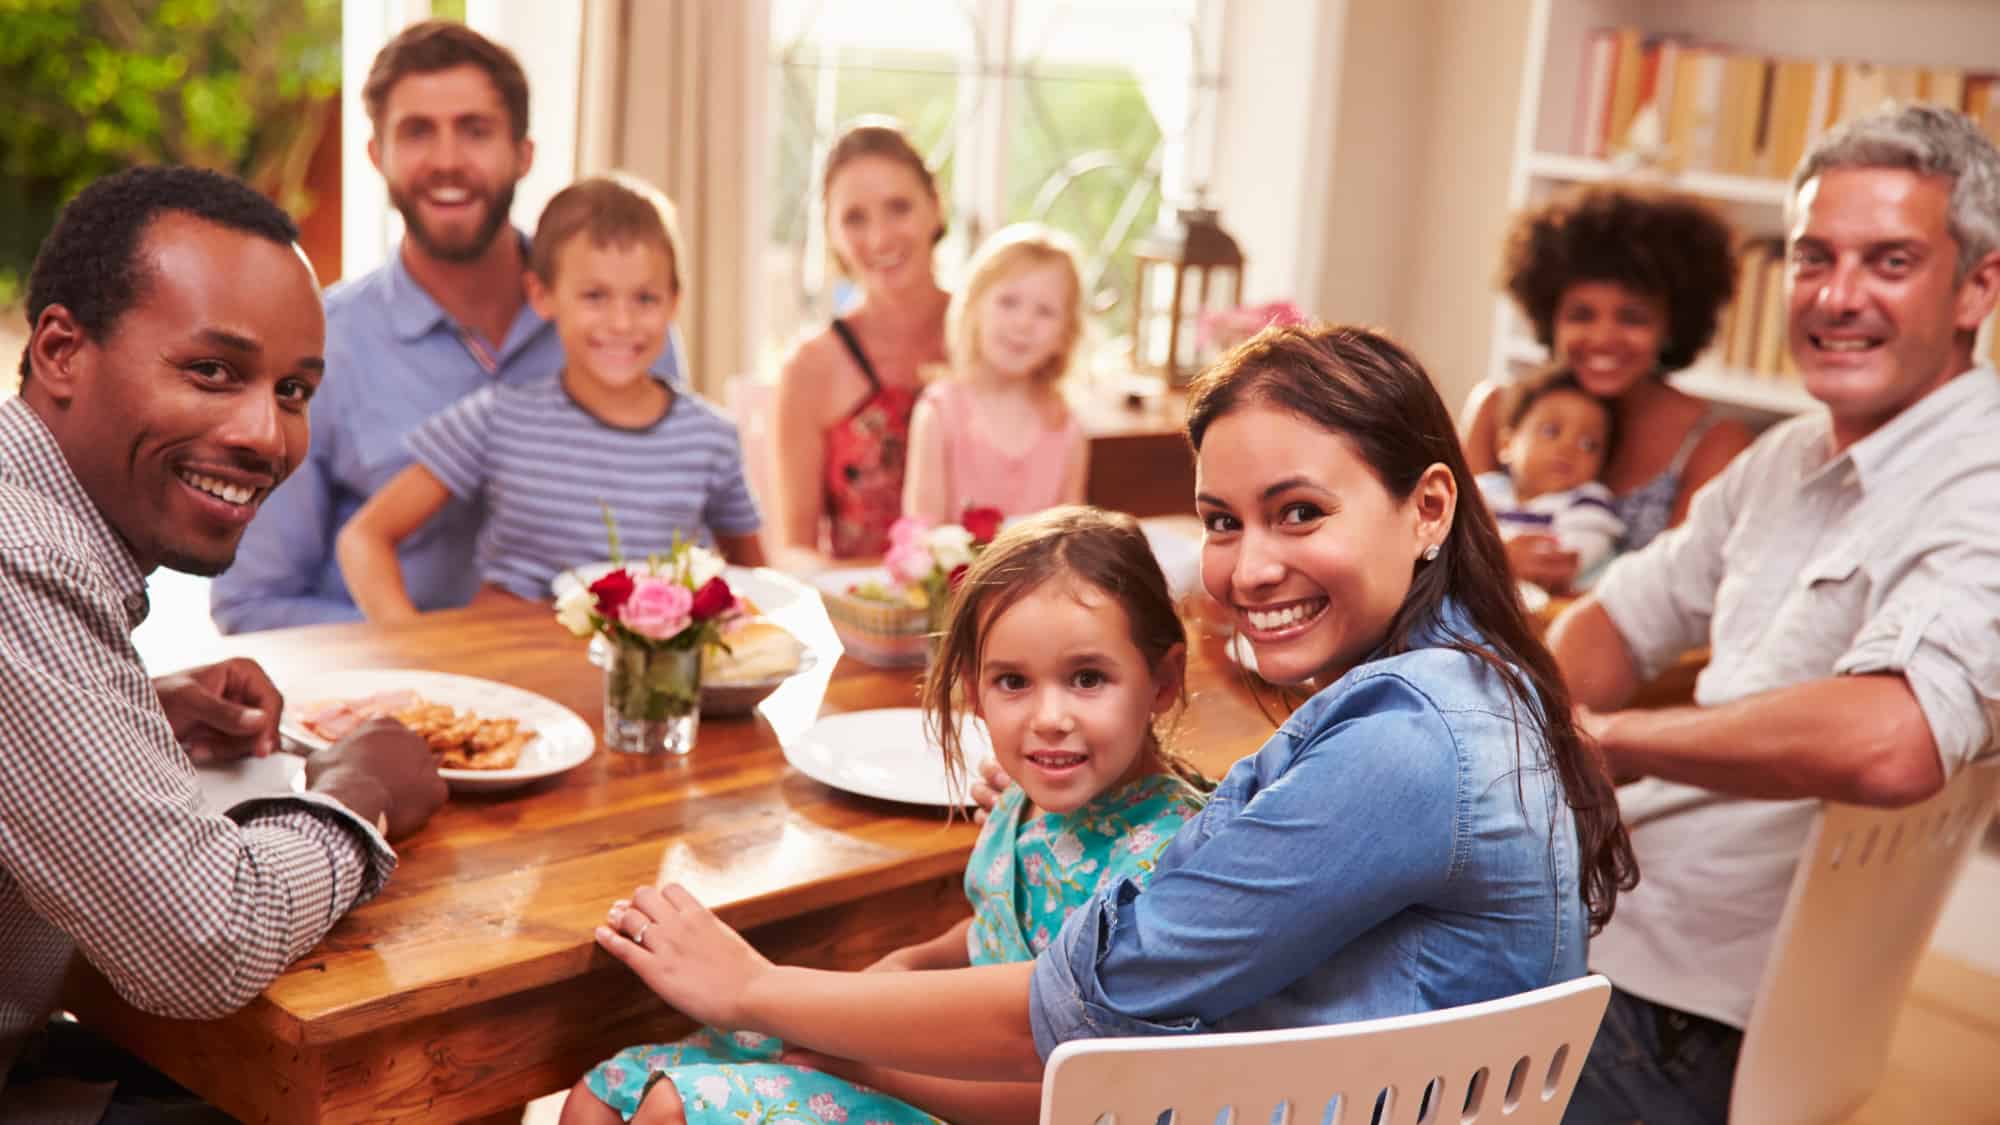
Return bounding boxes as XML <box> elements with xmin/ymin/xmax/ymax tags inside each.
<box><xmin>1713</xmin><ymin>238</ymin><xmax>1798</xmax><ymax>383</ymax></box>
<box><xmin>1572</xmin><ymin>28</ymin><xmax>2000</xmax><ymax>180</ymax></box>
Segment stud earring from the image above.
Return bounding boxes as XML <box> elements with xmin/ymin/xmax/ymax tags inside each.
<box><xmin>1422</xmin><ymin>544</ymin><xmax>1440</xmax><ymax>562</ymax></box>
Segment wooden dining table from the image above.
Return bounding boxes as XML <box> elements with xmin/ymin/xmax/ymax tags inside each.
<box><xmin>64</xmin><ymin>595</ymin><xmax>1283</xmax><ymax>1124</ymax></box>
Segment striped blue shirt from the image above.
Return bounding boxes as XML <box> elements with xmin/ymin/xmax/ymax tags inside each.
<box><xmin>208</xmin><ymin>237</ymin><xmax>683</xmax><ymax>632</ymax></box>
<box><xmin>407</xmin><ymin>377</ymin><xmax>761</xmax><ymax>600</ymax></box>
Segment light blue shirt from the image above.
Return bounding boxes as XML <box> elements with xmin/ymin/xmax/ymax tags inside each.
<box><xmin>1028</xmin><ymin>608</ymin><xmax>1588</xmax><ymax>1055</ymax></box>
<box><xmin>209</xmin><ymin>239</ymin><xmax>683</xmax><ymax>632</ymax></box>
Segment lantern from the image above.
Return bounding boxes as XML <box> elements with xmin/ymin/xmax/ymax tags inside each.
<box><xmin>1131</xmin><ymin>203</ymin><xmax>1245</xmax><ymax>387</ymax></box>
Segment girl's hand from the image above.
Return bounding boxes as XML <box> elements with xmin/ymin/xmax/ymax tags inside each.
<box><xmin>597</xmin><ymin>884</ymin><xmax>772</xmax><ymax>1029</ymax></box>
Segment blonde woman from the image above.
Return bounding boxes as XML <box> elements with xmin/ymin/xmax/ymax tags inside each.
<box><xmin>901</xmin><ymin>223</ymin><xmax>1090</xmax><ymax>524</ymax></box>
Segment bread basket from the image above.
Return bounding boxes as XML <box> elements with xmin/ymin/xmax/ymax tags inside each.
<box><xmin>806</xmin><ymin>567</ymin><xmax>937</xmax><ymax>667</ymax></box>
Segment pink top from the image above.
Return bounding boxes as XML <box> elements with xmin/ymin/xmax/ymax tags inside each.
<box><xmin>922</xmin><ymin>380</ymin><xmax>1083</xmax><ymax>520</ymax></box>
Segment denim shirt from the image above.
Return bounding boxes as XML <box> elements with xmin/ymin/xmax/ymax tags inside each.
<box><xmin>1028</xmin><ymin>612</ymin><xmax>1587</xmax><ymax>1055</ymax></box>
<box><xmin>209</xmin><ymin>238</ymin><xmax>683</xmax><ymax>633</ymax></box>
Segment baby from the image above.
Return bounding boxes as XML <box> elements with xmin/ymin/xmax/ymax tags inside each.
<box><xmin>1476</xmin><ymin>369</ymin><xmax>1625</xmax><ymax>584</ymax></box>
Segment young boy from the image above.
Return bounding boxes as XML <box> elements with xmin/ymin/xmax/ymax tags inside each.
<box><xmin>1476</xmin><ymin>368</ymin><xmax>1625</xmax><ymax>585</ymax></box>
<box><xmin>338</xmin><ymin>175</ymin><xmax>764</xmax><ymax>621</ymax></box>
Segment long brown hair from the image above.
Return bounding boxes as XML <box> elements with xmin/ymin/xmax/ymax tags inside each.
<box><xmin>921</xmin><ymin>507</ymin><xmax>1209</xmax><ymax>807</ymax></box>
<box><xmin>1186</xmin><ymin>324</ymin><xmax>1637</xmax><ymax>933</ymax></box>
<box><xmin>821</xmin><ymin>118</ymin><xmax>946</xmax><ymax>277</ymax></box>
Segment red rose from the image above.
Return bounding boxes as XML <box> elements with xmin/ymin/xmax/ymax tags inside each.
<box><xmin>947</xmin><ymin>563</ymin><xmax>969</xmax><ymax>591</ymax></box>
<box><xmin>690</xmin><ymin>575</ymin><xmax>736</xmax><ymax>620</ymax></box>
<box><xmin>961</xmin><ymin>506</ymin><xmax>1003</xmax><ymax>544</ymax></box>
<box><xmin>588</xmin><ymin>568</ymin><xmax>636</xmax><ymax>620</ymax></box>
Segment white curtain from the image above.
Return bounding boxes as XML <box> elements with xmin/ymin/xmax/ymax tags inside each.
<box><xmin>577</xmin><ymin>0</ymin><xmax>764</xmax><ymax>398</ymax></box>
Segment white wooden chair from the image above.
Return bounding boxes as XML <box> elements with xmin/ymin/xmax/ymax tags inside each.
<box><xmin>1039</xmin><ymin>975</ymin><xmax>1611</xmax><ymax>1125</ymax></box>
<box><xmin>1729</xmin><ymin>759</ymin><xmax>2000</xmax><ymax>1124</ymax></box>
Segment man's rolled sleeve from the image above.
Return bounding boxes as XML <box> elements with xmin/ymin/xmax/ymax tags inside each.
<box><xmin>1836</xmin><ymin>587</ymin><xmax>1998</xmax><ymax>777</ymax></box>
<box><xmin>1029</xmin><ymin>879</ymin><xmax>1203</xmax><ymax>1059</ymax></box>
<box><xmin>228</xmin><ymin>796</ymin><xmax>398</xmax><ymax>960</ymax></box>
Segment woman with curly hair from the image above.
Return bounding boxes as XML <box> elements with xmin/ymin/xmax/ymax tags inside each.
<box><xmin>1461</xmin><ymin>185</ymin><xmax>1752</xmax><ymax>591</ymax></box>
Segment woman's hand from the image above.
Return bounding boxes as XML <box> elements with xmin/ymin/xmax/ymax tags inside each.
<box><xmin>969</xmin><ymin>757</ymin><xmax>1014</xmax><ymax>825</ymax></box>
<box><xmin>598</xmin><ymin>885</ymin><xmax>773</xmax><ymax>1030</ymax></box>
<box><xmin>1505</xmin><ymin>533</ymin><xmax>1581</xmax><ymax>592</ymax></box>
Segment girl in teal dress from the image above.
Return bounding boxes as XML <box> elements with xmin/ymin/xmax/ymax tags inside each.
<box><xmin>566</xmin><ymin>507</ymin><xmax>1209</xmax><ymax>1124</ymax></box>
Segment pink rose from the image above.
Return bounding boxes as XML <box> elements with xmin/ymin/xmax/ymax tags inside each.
<box><xmin>620</xmin><ymin>577</ymin><xmax>694</xmax><ymax>640</ymax></box>
<box><xmin>884</xmin><ymin>540</ymin><xmax>935</xmax><ymax>586</ymax></box>
<box><xmin>886</xmin><ymin>516</ymin><xmax>929</xmax><ymax>549</ymax></box>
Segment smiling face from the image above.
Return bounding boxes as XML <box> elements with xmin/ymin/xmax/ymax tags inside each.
<box><xmin>1197</xmin><ymin>403</ymin><xmax>1452</xmax><ymax>686</ymax></box>
<box><xmin>1551</xmin><ymin>280</ymin><xmax>1669</xmax><ymax>397</ymax></box>
<box><xmin>36</xmin><ymin>214</ymin><xmax>324</xmax><ymax>575</ymax></box>
<box><xmin>826</xmin><ymin>154</ymin><xmax>943</xmax><ymax>298</ymax></box>
<box><xmin>1500</xmin><ymin>388</ymin><xmax>1611</xmax><ymax>499</ymax></box>
<box><xmin>369</xmin><ymin>64</ymin><xmax>533</xmax><ymax>263</ymax></box>
<box><xmin>973</xmin><ymin>579</ymin><xmax>1179</xmax><ymax>815</ymax></box>
<box><xmin>528</xmin><ymin>236</ymin><xmax>679</xmax><ymax>393</ymax></box>
<box><xmin>973</xmin><ymin>262</ymin><xmax>1073</xmax><ymax>383</ymax></box>
<box><xmin>1787</xmin><ymin>167</ymin><xmax>1999</xmax><ymax>448</ymax></box>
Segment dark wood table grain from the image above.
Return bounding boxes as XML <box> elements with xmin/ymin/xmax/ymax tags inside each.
<box><xmin>66</xmin><ymin>598</ymin><xmax>1280</xmax><ymax>1124</ymax></box>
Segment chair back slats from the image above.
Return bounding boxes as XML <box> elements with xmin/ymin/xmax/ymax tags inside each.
<box><xmin>1039</xmin><ymin>976</ymin><xmax>1611</xmax><ymax>1125</ymax></box>
<box><xmin>1729</xmin><ymin>760</ymin><xmax>2000</xmax><ymax>1124</ymax></box>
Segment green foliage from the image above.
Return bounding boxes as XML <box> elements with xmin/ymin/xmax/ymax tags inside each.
<box><xmin>0</xmin><ymin>0</ymin><xmax>341</xmax><ymax>294</ymax></box>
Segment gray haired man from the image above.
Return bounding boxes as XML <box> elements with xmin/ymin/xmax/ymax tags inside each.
<box><xmin>1551</xmin><ymin>103</ymin><xmax>2000</xmax><ymax>1123</ymax></box>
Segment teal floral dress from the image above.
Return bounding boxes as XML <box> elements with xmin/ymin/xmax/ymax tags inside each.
<box><xmin>581</xmin><ymin>773</ymin><xmax>1199</xmax><ymax>1122</ymax></box>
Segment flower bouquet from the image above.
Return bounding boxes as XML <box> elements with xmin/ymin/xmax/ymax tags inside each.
<box><xmin>814</xmin><ymin>506</ymin><xmax>1003</xmax><ymax>667</ymax></box>
<box><xmin>555</xmin><ymin>528</ymin><xmax>736</xmax><ymax>755</ymax></box>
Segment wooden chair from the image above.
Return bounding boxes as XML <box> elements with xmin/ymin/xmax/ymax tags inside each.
<box><xmin>1729</xmin><ymin>759</ymin><xmax>2000</xmax><ymax>1124</ymax></box>
<box><xmin>1039</xmin><ymin>975</ymin><xmax>1611</xmax><ymax>1125</ymax></box>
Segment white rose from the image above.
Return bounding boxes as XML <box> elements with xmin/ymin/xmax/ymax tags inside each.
<box><xmin>682</xmin><ymin>544</ymin><xmax>727</xmax><ymax>588</ymax></box>
<box><xmin>926</xmin><ymin>524</ymin><xmax>976</xmax><ymax>571</ymax></box>
<box><xmin>554</xmin><ymin>584</ymin><xmax>597</xmax><ymax>637</ymax></box>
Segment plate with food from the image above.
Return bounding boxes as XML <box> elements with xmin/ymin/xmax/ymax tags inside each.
<box><xmin>781</xmin><ymin>707</ymin><xmax>994</xmax><ymax>807</ymax></box>
<box><xmin>283</xmin><ymin>670</ymin><xmax>595</xmax><ymax>793</ymax></box>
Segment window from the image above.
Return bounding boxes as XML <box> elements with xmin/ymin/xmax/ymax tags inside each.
<box><xmin>762</xmin><ymin>0</ymin><xmax>1225</xmax><ymax>374</ymax></box>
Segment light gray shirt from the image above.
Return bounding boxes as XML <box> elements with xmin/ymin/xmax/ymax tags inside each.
<box><xmin>1589</xmin><ymin>365</ymin><xmax>2000</xmax><ymax>1029</ymax></box>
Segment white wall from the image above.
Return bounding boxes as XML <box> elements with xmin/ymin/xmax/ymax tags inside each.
<box><xmin>1397</xmin><ymin>0</ymin><xmax>1534</xmax><ymax>411</ymax></box>
<box><xmin>1313</xmin><ymin>0</ymin><xmax>1438</xmax><ymax>334</ymax></box>
<box><xmin>1210</xmin><ymin>0</ymin><xmax>1347</xmax><ymax>313</ymax></box>
<box><xmin>466</xmin><ymin>0</ymin><xmax>582</xmax><ymax>233</ymax></box>
<box><xmin>1212</xmin><ymin>0</ymin><xmax>1532</xmax><ymax>413</ymax></box>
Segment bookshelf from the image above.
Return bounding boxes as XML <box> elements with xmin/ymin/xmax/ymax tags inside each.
<box><xmin>1494</xmin><ymin>0</ymin><xmax>2000</xmax><ymax>418</ymax></box>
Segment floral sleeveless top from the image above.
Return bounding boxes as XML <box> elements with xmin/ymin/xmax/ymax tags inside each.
<box><xmin>821</xmin><ymin>318</ymin><xmax>916</xmax><ymax>558</ymax></box>
<box><xmin>965</xmin><ymin>772</ymin><xmax>1200</xmax><ymax>961</ymax></box>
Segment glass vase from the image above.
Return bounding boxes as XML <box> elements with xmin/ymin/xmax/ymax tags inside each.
<box><xmin>602</xmin><ymin>640</ymin><xmax>702</xmax><ymax>755</ymax></box>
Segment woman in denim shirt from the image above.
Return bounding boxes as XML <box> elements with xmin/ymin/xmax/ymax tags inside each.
<box><xmin>592</xmin><ymin>325</ymin><xmax>1637</xmax><ymax>1089</ymax></box>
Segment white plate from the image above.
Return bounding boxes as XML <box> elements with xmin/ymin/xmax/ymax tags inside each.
<box><xmin>553</xmin><ymin>563</ymin><xmax>810</xmax><ymax>616</ymax></box>
<box><xmin>1139</xmin><ymin>520</ymin><xmax>1203</xmax><ymax>599</ymax></box>
<box><xmin>781</xmin><ymin>707</ymin><xmax>994</xmax><ymax>807</ymax></box>
<box><xmin>280</xmin><ymin>670</ymin><xmax>595</xmax><ymax>794</ymax></box>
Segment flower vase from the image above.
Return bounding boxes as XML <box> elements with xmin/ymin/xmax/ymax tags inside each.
<box><xmin>602</xmin><ymin>641</ymin><xmax>702</xmax><ymax>755</ymax></box>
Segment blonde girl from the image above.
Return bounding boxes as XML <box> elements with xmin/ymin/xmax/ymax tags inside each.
<box><xmin>902</xmin><ymin>224</ymin><xmax>1090</xmax><ymax>525</ymax></box>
